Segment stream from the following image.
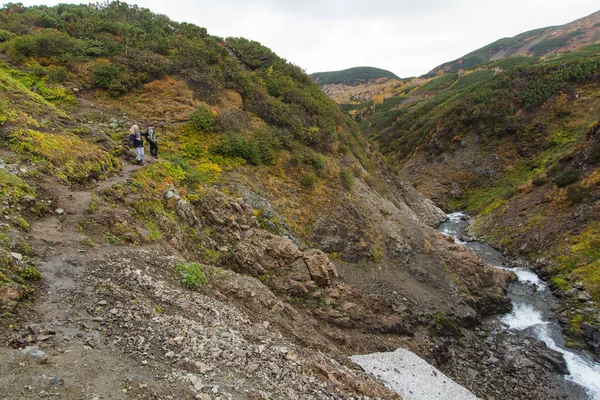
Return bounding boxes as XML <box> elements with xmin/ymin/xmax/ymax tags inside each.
<box><xmin>439</xmin><ymin>212</ymin><xmax>600</xmax><ymax>399</ymax></box>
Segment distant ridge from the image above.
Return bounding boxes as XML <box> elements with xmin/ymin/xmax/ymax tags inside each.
<box><xmin>310</xmin><ymin>66</ymin><xmax>400</xmax><ymax>86</ymax></box>
<box><xmin>426</xmin><ymin>9</ymin><xmax>600</xmax><ymax>77</ymax></box>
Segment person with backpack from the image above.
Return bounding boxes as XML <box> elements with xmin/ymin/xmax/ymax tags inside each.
<box><xmin>147</xmin><ymin>123</ymin><xmax>158</xmax><ymax>158</ymax></box>
<box><xmin>129</xmin><ymin>124</ymin><xmax>145</xmax><ymax>165</ymax></box>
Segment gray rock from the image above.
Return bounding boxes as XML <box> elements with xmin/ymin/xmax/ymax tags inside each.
<box><xmin>175</xmin><ymin>200</ymin><xmax>200</xmax><ymax>228</ymax></box>
<box><xmin>29</xmin><ymin>375</ymin><xmax>63</xmax><ymax>387</ymax></box>
<box><xmin>565</xmin><ymin>288</ymin><xmax>580</xmax><ymax>297</ymax></box>
<box><xmin>187</xmin><ymin>374</ymin><xmax>204</xmax><ymax>391</ymax></box>
<box><xmin>574</xmin><ymin>282</ymin><xmax>585</xmax><ymax>290</ymax></box>
<box><xmin>21</xmin><ymin>346</ymin><xmax>48</xmax><ymax>360</ymax></box>
<box><xmin>55</xmin><ymin>208</ymin><xmax>65</xmax><ymax>215</ymax></box>
<box><xmin>578</xmin><ymin>291</ymin><xmax>593</xmax><ymax>302</ymax></box>
<box><xmin>10</xmin><ymin>252</ymin><xmax>23</xmax><ymax>261</ymax></box>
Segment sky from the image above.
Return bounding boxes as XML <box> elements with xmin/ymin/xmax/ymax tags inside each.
<box><xmin>11</xmin><ymin>0</ymin><xmax>600</xmax><ymax>77</ymax></box>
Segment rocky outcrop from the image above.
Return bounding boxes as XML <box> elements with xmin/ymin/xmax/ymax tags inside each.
<box><xmin>581</xmin><ymin>323</ymin><xmax>600</xmax><ymax>354</ymax></box>
<box><xmin>0</xmin><ymin>285</ymin><xmax>24</xmax><ymax>311</ymax></box>
<box><xmin>229</xmin><ymin>230</ymin><xmax>337</xmax><ymax>287</ymax></box>
<box><xmin>433</xmin><ymin>233</ymin><xmax>515</xmax><ymax>322</ymax></box>
<box><xmin>382</xmin><ymin>169</ymin><xmax>448</xmax><ymax>227</ymax></box>
<box><xmin>303</xmin><ymin>249</ymin><xmax>339</xmax><ymax>286</ymax></box>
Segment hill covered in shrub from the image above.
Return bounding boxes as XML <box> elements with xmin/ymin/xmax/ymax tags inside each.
<box><xmin>310</xmin><ymin>66</ymin><xmax>400</xmax><ymax>86</ymax></box>
<box><xmin>425</xmin><ymin>9</ymin><xmax>600</xmax><ymax>77</ymax></box>
<box><xmin>347</xmin><ymin>41</ymin><xmax>600</xmax><ymax>340</ymax></box>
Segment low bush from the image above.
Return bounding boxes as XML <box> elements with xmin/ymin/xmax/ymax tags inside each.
<box><xmin>5</xmin><ymin>28</ymin><xmax>74</xmax><ymax>63</ymax></box>
<box><xmin>91</xmin><ymin>62</ymin><xmax>138</xmax><ymax>96</ymax></box>
<box><xmin>211</xmin><ymin>128</ymin><xmax>282</xmax><ymax>166</ymax></box>
<box><xmin>19</xmin><ymin>266</ymin><xmax>41</xmax><ymax>280</ymax></box>
<box><xmin>554</xmin><ymin>169</ymin><xmax>581</xmax><ymax>187</ymax></box>
<box><xmin>299</xmin><ymin>173</ymin><xmax>316</xmax><ymax>189</ymax></box>
<box><xmin>340</xmin><ymin>168</ymin><xmax>354</xmax><ymax>190</ymax></box>
<box><xmin>175</xmin><ymin>261</ymin><xmax>207</xmax><ymax>289</ymax></box>
<box><xmin>189</xmin><ymin>103</ymin><xmax>215</xmax><ymax>132</ymax></box>
<box><xmin>565</xmin><ymin>184</ymin><xmax>585</xmax><ymax>205</ymax></box>
<box><xmin>532</xmin><ymin>175</ymin><xmax>547</xmax><ymax>186</ymax></box>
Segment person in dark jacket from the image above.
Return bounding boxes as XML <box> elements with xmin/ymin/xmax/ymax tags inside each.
<box><xmin>147</xmin><ymin>123</ymin><xmax>158</xmax><ymax>158</ymax></box>
<box><xmin>129</xmin><ymin>124</ymin><xmax>145</xmax><ymax>164</ymax></box>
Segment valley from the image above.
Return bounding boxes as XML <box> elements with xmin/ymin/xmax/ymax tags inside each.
<box><xmin>0</xmin><ymin>2</ymin><xmax>599</xmax><ymax>400</ymax></box>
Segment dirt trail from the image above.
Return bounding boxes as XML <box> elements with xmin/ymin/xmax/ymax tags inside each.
<box><xmin>1</xmin><ymin>153</ymin><xmax>396</xmax><ymax>400</ymax></box>
<box><xmin>0</xmin><ymin>157</ymin><xmax>194</xmax><ymax>400</ymax></box>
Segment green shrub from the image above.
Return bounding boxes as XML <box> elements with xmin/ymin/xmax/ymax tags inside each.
<box><xmin>340</xmin><ymin>168</ymin><xmax>354</xmax><ymax>190</ymax></box>
<box><xmin>554</xmin><ymin>169</ymin><xmax>581</xmax><ymax>187</ymax></box>
<box><xmin>17</xmin><ymin>217</ymin><xmax>30</xmax><ymax>232</ymax></box>
<box><xmin>307</xmin><ymin>152</ymin><xmax>326</xmax><ymax>172</ymax></box>
<box><xmin>190</xmin><ymin>103</ymin><xmax>215</xmax><ymax>132</ymax></box>
<box><xmin>113</xmin><ymin>48</ymin><xmax>173</xmax><ymax>82</ymax></box>
<box><xmin>565</xmin><ymin>184</ymin><xmax>585</xmax><ymax>205</ymax></box>
<box><xmin>175</xmin><ymin>261</ymin><xmax>207</xmax><ymax>289</ymax></box>
<box><xmin>211</xmin><ymin>128</ymin><xmax>282</xmax><ymax>165</ymax></box>
<box><xmin>0</xmin><ymin>29</ymin><xmax>15</xmax><ymax>42</ymax></box>
<box><xmin>532</xmin><ymin>176</ymin><xmax>547</xmax><ymax>186</ymax></box>
<box><xmin>5</xmin><ymin>28</ymin><xmax>74</xmax><ymax>63</ymax></box>
<box><xmin>91</xmin><ymin>62</ymin><xmax>138</xmax><ymax>96</ymax></box>
<box><xmin>299</xmin><ymin>173</ymin><xmax>316</xmax><ymax>189</ymax></box>
<box><xmin>588</xmin><ymin>143</ymin><xmax>600</xmax><ymax>165</ymax></box>
<box><xmin>19</xmin><ymin>266</ymin><xmax>42</xmax><ymax>280</ymax></box>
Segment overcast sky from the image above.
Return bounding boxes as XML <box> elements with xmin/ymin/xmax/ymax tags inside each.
<box><xmin>12</xmin><ymin>0</ymin><xmax>600</xmax><ymax>77</ymax></box>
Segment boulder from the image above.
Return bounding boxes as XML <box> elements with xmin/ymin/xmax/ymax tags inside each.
<box><xmin>577</xmin><ymin>291</ymin><xmax>593</xmax><ymax>303</ymax></box>
<box><xmin>175</xmin><ymin>200</ymin><xmax>200</xmax><ymax>228</ymax></box>
<box><xmin>302</xmin><ymin>249</ymin><xmax>338</xmax><ymax>287</ymax></box>
<box><xmin>565</xmin><ymin>288</ymin><xmax>580</xmax><ymax>297</ymax></box>
<box><xmin>0</xmin><ymin>286</ymin><xmax>25</xmax><ymax>311</ymax></box>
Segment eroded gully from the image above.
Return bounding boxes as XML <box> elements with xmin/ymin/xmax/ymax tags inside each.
<box><xmin>439</xmin><ymin>212</ymin><xmax>600</xmax><ymax>399</ymax></box>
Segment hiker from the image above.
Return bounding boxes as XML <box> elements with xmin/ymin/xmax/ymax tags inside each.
<box><xmin>129</xmin><ymin>124</ymin><xmax>145</xmax><ymax>165</ymax></box>
<box><xmin>147</xmin><ymin>123</ymin><xmax>158</xmax><ymax>158</ymax></box>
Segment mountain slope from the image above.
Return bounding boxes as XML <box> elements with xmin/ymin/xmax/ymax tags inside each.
<box><xmin>426</xmin><ymin>10</ymin><xmax>600</xmax><ymax>76</ymax></box>
<box><xmin>349</xmin><ymin>36</ymin><xmax>600</xmax><ymax>354</ymax></box>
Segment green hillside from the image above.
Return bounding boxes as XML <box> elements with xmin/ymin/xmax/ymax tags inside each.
<box><xmin>425</xmin><ymin>27</ymin><xmax>554</xmax><ymax>77</ymax></box>
<box><xmin>426</xmin><ymin>10</ymin><xmax>600</xmax><ymax>77</ymax></box>
<box><xmin>310</xmin><ymin>66</ymin><xmax>400</xmax><ymax>86</ymax></box>
<box><xmin>356</xmin><ymin>43</ymin><xmax>600</xmax><ymax>340</ymax></box>
<box><xmin>0</xmin><ymin>0</ymin><xmax>372</xmax><ymax>300</ymax></box>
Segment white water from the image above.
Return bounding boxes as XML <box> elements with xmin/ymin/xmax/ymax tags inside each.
<box><xmin>439</xmin><ymin>213</ymin><xmax>600</xmax><ymax>399</ymax></box>
<box><xmin>537</xmin><ymin>325</ymin><xmax>600</xmax><ymax>397</ymax></box>
<box><xmin>502</xmin><ymin>303</ymin><xmax>548</xmax><ymax>330</ymax></box>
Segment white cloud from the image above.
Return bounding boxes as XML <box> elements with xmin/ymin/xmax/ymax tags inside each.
<box><xmin>9</xmin><ymin>0</ymin><xmax>600</xmax><ymax>76</ymax></box>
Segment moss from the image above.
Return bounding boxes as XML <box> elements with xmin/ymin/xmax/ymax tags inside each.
<box><xmin>7</xmin><ymin>128</ymin><xmax>119</xmax><ymax>183</ymax></box>
<box><xmin>372</xmin><ymin>246</ymin><xmax>384</xmax><ymax>262</ymax></box>
<box><xmin>0</xmin><ymin>169</ymin><xmax>36</xmax><ymax>205</ymax></box>
<box><xmin>16</xmin><ymin>217</ymin><xmax>30</xmax><ymax>232</ymax></box>
<box><xmin>430</xmin><ymin>312</ymin><xmax>461</xmax><ymax>337</ymax></box>
<box><xmin>19</xmin><ymin>266</ymin><xmax>41</xmax><ymax>281</ymax></box>
<box><xmin>556</xmin><ymin>222</ymin><xmax>600</xmax><ymax>300</ymax></box>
